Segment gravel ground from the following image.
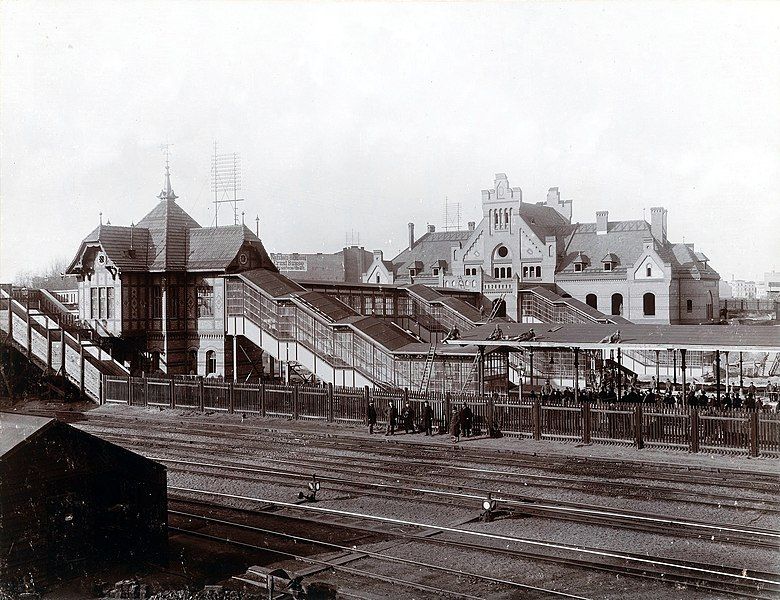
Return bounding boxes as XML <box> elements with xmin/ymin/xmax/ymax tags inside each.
<box><xmin>8</xmin><ymin>400</ymin><xmax>779</xmax><ymax>599</ymax></box>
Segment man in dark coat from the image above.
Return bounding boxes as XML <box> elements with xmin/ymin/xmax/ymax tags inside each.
<box><xmin>449</xmin><ymin>408</ymin><xmax>461</xmax><ymax>442</ymax></box>
<box><xmin>367</xmin><ymin>400</ymin><xmax>377</xmax><ymax>434</ymax></box>
<box><xmin>420</xmin><ymin>400</ymin><xmax>434</xmax><ymax>436</ymax></box>
<box><xmin>385</xmin><ymin>401</ymin><xmax>397</xmax><ymax>436</ymax></box>
<box><xmin>401</xmin><ymin>401</ymin><xmax>415</xmax><ymax>434</ymax></box>
<box><xmin>460</xmin><ymin>402</ymin><xmax>473</xmax><ymax>438</ymax></box>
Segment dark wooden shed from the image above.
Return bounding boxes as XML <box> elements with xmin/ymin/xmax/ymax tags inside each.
<box><xmin>0</xmin><ymin>413</ymin><xmax>167</xmax><ymax>586</ymax></box>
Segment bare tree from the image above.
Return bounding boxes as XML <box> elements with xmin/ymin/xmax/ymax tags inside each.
<box><xmin>13</xmin><ymin>257</ymin><xmax>76</xmax><ymax>291</ymax></box>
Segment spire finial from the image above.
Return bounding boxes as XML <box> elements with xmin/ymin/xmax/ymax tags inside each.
<box><xmin>99</xmin><ymin>211</ymin><xmax>103</xmax><ymax>226</ymax></box>
<box><xmin>158</xmin><ymin>143</ymin><xmax>178</xmax><ymax>201</ymax></box>
<box><xmin>255</xmin><ymin>215</ymin><xmax>260</xmax><ymax>237</ymax></box>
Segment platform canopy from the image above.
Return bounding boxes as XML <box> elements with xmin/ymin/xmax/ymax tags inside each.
<box><xmin>446</xmin><ymin>322</ymin><xmax>780</xmax><ymax>353</ymax></box>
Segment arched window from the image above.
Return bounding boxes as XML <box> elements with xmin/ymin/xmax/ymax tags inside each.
<box><xmin>643</xmin><ymin>292</ymin><xmax>656</xmax><ymax>316</ymax></box>
<box><xmin>500</xmin><ymin>267</ymin><xmax>506</xmax><ymax>278</ymax></box>
<box><xmin>646</xmin><ymin>264</ymin><xmax>652</xmax><ymax>277</ymax></box>
<box><xmin>611</xmin><ymin>293</ymin><xmax>623</xmax><ymax>316</ymax></box>
<box><xmin>686</xmin><ymin>299</ymin><xmax>692</xmax><ymax>313</ymax></box>
<box><xmin>206</xmin><ymin>350</ymin><xmax>216</xmax><ymax>375</ymax></box>
<box><xmin>586</xmin><ymin>294</ymin><xmax>598</xmax><ymax>309</ymax></box>
<box><xmin>494</xmin><ymin>267</ymin><xmax>500</xmax><ymax>278</ymax></box>
<box><xmin>376</xmin><ymin>275</ymin><xmax>380</xmax><ymax>283</ymax></box>
<box><xmin>535</xmin><ymin>266</ymin><xmax>541</xmax><ymax>278</ymax></box>
<box><xmin>187</xmin><ymin>350</ymin><xmax>198</xmax><ymax>375</ymax></box>
<box><xmin>494</xmin><ymin>211</ymin><xmax>499</xmax><ymax>227</ymax></box>
<box><xmin>706</xmin><ymin>290</ymin><xmax>714</xmax><ymax>320</ymax></box>
<box><xmin>522</xmin><ymin>267</ymin><xmax>528</xmax><ymax>278</ymax></box>
<box><xmin>151</xmin><ymin>351</ymin><xmax>160</xmax><ymax>372</ymax></box>
<box><xmin>504</xmin><ymin>210</ymin><xmax>509</xmax><ymax>225</ymax></box>
<box><xmin>507</xmin><ymin>267</ymin><xmax>512</xmax><ymax>277</ymax></box>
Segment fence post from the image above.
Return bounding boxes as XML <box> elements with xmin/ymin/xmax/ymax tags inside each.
<box><xmin>749</xmin><ymin>411</ymin><xmax>759</xmax><ymax>457</ymax></box>
<box><xmin>26</xmin><ymin>294</ymin><xmax>32</xmax><ymax>359</ymax></box>
<box><xmin>487</xmin><ymin>393</ymin><xmax>495</xmax><ymax>437</ymax></box>
<box><xmin>634</xmin><ymin>403</ymin><xmax>644</xmax><ymax>449</ymax></box>
<box><xmin>444</xmin><ymin>391</ymin><xmax>451</xmax><ymax>429</ymax></box>
<box><xmin>46</xmin><ymin>324</ymin><xmax>52</xmax><ymax>375</ymax></box>
<box><xmin>260</xmin><ymin>383</ymin><xmax>266</xmax><ymax>417</ymax></box>
<box><xmin>229</xmin><ymin>381</ymin><xmax>235</xmax><ymax>414</ymax></box>
<box><xmin>582</xmin><ymin>401</ymin><xmax>591</xmax><ymax>444</ymax></box>
<box><xmin>198</xmin><ymin>377</ymin><xmax>205</xmax><ymax>412</ymax></box>
<box><xmin>99</xmin><ymin>373</ymin><xmax>104</xmax><ymax>406</ymax></box>
<box><xmin>533</xmin><ymin>397</ymin><xmax>541</xmax><ymax>440</ymax></box>
<box><xmin>690</xmin><ymin>408</ymin><xmax>699</xmax><ymax>453</ymax></box>
<box><xmin>128</xmin><ymin>376</ymin><xmax>133</xmax><ymax>406</ymax></box>
<box><xmin>143</xmin><ymin>373</ymin><xmax>149</xmax><ymax>408</ymax></box>
<box><xmin>61</xmin><ymin>328</ymin><xmax>66</xmax><ymax>377</ymax></box>
<box><xmin>293</xmin><ymin>384</ymin><xmax>299</xmax><ymax>420</ymax></box>
<box><xmin>169</xmin><ymin>376</ymin><xmax>175</xmax><ymax>409</ymax></box>
<box><xmin>327</xmin><ymin>383</ymin><xmax>334</xmax><ymax>423</ymax></box>
<box><xmin>363</xmin><ymin>386</ymin><xmax>370</xmax><ymax>426</ymax></box>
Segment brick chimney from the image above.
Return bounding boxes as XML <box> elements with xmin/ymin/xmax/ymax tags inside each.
<box><xmin>427</xmin><ymin>224</ymin><xmax>435</xmax><ymax>233</ymax></box>
<box><xmin>467</xmin><ymin>221</ymin><xmax>475</xmax><ymax>231</ymax></box>
<box><xmin>408</xmin><ymin>223</ymin><xmax>415</xmax><ymax>249</ymax></box>
<box><xmin>373</xmin><ymin>250</ymin><xmax>383</xmax><ymax>261</ymax></box>
<box><xmin>596</xmin><ymin>211</ymin><xmax>608</xmax><ymax>235</ymax></box>
<box><xmin>650</xmin><ymin>207</ymin><xmax>667</xmax><ymax>242</ymax></box>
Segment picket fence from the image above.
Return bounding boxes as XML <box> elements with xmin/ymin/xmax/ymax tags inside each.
<box><xmin>102</xmin><ymin>375</ymin><xmax>780</xmax><ymax>457</ymax></box>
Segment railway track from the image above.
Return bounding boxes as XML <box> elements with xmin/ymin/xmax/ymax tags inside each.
<box><xmin>71</xmin><ymin>416</ymin><xmax>780</xmax><ymax>512</ymax></box>
<box><xmin>169</xmin><ymin>487</ymin><xmax>780</xmax><ymax>599</ymax></box>
<box><xmin>155</xmin><ymin>455</ymin><xmax>780</xmax><ymax>549</ymax></box>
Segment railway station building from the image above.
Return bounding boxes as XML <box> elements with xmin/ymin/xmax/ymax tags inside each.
<box><xmin>363</xmin><ymin>173</ymin><xmax>721</xmax><ymax>325</ymax></box>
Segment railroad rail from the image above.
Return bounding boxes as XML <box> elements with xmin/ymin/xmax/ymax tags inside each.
<box><xmin>170</xmin><ymin>486</ymin><xmax>780</xmax><ymax>598</ymax></box>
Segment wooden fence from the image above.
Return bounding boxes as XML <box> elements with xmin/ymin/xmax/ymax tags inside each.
<box><xmin>101</xmin><ymin>375</ymin><xmax>780</xmax><ymax>457</ymax></box>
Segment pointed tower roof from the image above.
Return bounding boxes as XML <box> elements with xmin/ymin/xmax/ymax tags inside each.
<box><xmin>137</xmin><ymin>164</ymin><xmax>200</xmax><ymax>270</ymax></box>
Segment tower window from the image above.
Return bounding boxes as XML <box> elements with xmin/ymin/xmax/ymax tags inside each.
<box><xmin>611</xmin><ymin>293</ymin><xmax>623</xmax><ymax>316</ymax></box>
<box><xmin>206</xmin><ymin>350</ymin><xmax>216</xmax><ymax>375</ymax></box>
<box><xmin>497</xmin><ymin>246</ymin><xmax>508</xmax><ymax>258</ymax></box>
<box><xmin>686</xmin><ymin>299</ymin><xmax>693</xmax><ymax>313</ymax></box>
<box><xmin>604</xmin><ymin>262</ymin><xmax>612</xmax><ymax>271</ymax></box>
<box><xmin>376</xmin><ymin>275</ymin><xmax>380</xmax><ymax>283</ymax></box>
<box><xmin>646</xmin><ymin>264</ymin><xmax>652</xmax><ymax>277</ymax></box>
<box><xmin>494</xmin><ymin>267</ymin><xmax>500</xmax><ymax>278</ymax></box>
<box><xmin>586</xmin><ymin>293</ymin><xmax>598</xmax><ymax>309</ymax></box>
<box><xmin>535</xmin><ymin>266</ymin><xmax>541</xmax><ymax>278</ymax></box>
<box><xmin>433</xmin><ymin>268</ymin><xmax>439</xmax><ymax>276</ymax></box>
<box><xmin>574</xmin><ymin>263</ymin><xmax>583</xmax><ymax>272</ymax></box>
<box><xmin>151</xmin><ymin>285</ymin><xmax>162</xmax><ymax>319</ymax></box>
<box><xmin>507</xmin><ymin>267</ymin><xmax>512</xmax><ymax>277</ymax></box>
<box><xmin>197</xmin><ymin>285</ymin><xmax>214</xmax><ymax>318</ymax></box>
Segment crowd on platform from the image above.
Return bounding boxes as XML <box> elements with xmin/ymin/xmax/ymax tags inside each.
<box><xmin>533</xmin><ymin>372</ymin><xmax>780</xmax><ymax>411</ymax></box>
<box><xmin>367</xmin><ymin>399</ymin><xmax>476</xmax><ymax>442</ymax></box>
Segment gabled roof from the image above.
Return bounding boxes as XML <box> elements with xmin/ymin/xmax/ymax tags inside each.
<box><xmin>602</xmin><ymin>253</ymin><xmax>619</xmax><ymax>263</ymax></box>
<box><xmin>392</xmin><ymin>230</ymin><xmax>471</xmax><ymax>275</ymax></box>
<box><xmin>136</xmin><ymin>198</ymin><xmax>202</xmax><ymax>270</ymax></box>
<box><xmin>349</xmin><ymin>316</ymin><xmax>419</xmax><ymax>351</ymax></box>
<box><xmin>557</xmin><ymin>220</ymin><xmax>653</xmax><ymax>273</ymax></box>
<box><xmin>572</xmin><ymin>252</ymin><xmax>588</xmax><ymax>264</ymax></box>
<box><xmin>66</xmin><ymin>225</ymin><xmax>151</xmax><ymax>273</ymax></box>
<box><xmin>520</xmin><ymin>202</ymin><xmax>570</xmax><ymax>241</ymax></box>
<box><xmin>239</xmin><ymin>268</ymin><xmax>306</xmax><ymax>297</ymax></box>
<box><xmin>188</xmin><ymin>225</ymin><xmax>275</xmax><ymax>271</ymax></box>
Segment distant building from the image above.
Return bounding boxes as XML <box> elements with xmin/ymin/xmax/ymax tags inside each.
<box><xmin>730</xmin><ymin>278</ymin><xmax>757</xmax><ymax>299</ymax></box>
<box><xmin>0</xmin><ymin>413</ymin><xmax>166</xmax><ymax>586</ymax></box>
<box><xmin>364</xmin><ymin>173</ymin><xmax>721</xmax><ymax>324</ymax></box>
<box><xmin>270</xmin><ymin>246</ymin><xmax>373</xmax><ymax>284</ymax></box>
<box><xmin>718</xmin><ymin>279</ymin><xmax>734</xmax><ymax>299</ymax></box>
<box><xmin>757</xmin><ymin>272</ymin><xmax>780</xmax><ymax>299</ymax></box>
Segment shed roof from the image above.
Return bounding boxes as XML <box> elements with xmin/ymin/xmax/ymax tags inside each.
<box><xmin>187</xmin><ymin>225</ymin><xmax>274</xmax><ymax>271</ymax></box>
<box><xmin>392</xmin><ymin>230</ymin><xmax>471</xmax><ymax>275</ymax></box>
<box><xmin>450</xmin><ymin>322</ymin><xmax>780</xmax><ymax>353</ymax></box>
<box><xmin>0</xmin><ymin>413</ymin><xmax>52</xmax><ymax>458</ymax></box>
<box><xmin>239</xmin><ymin>269</ymin><xmax>306</xmax><ymax>298</ymax></box>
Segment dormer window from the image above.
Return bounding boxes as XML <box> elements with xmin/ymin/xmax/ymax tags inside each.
<box><xmin>601</xmin><ymin>253</ymin><xmax>617</xmax><ymax>272</ymax></box>
<box><xmin>574</xmin><ymin>263</ymin><xmax>583</xmax><ymax>272</ymax></box>
<box><xmin>409</xmin><ymin>269</ymin><xmax>416</xmax><ymax>277</ymax></box>
<box><xmin>432</xmin><ymin>268</ymin><xmax>439</xmax><ymax>276</ymax></box>
<box><xmin>572</xmin><ymin>252</ymin><xmax>588</xmax><ymax>273</ymax></box>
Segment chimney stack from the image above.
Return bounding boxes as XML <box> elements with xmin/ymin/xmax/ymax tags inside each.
<box><xmin>596</xmin><ymin>211</ymin><xmax>608</xmax><ymax>234</ymax></box>
<box><xmin>427</xmin><ymin>224</ymin><xmax>435</xmax><ymax>233</ymax></box>
<box><xmin>467</xmin><ymin>221</ymin><xmax>475</xmax><ymax>231</ymax></box>
<box><xmin>408</xmin><ymin>223</ymin><xmax>415</xmax><ymax>249</ymax></box>
<box><xmin>650</xmin><ymin>207</ymin><xmax>667</xmax><ymax>242</ymax></box>
<box><xmin>373</xmin><ymin>250</ymin><xmax>383</xmax><ymax>261</ymax></box>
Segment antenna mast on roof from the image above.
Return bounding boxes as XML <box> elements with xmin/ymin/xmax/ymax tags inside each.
<box><xmin>210</xmin><ymin>141</ymin><xmax>245</xmax><ymax>227</ymax></box>
<box><xmin>345</xmin><ymin>230</ymin><xmax>360</xmax><ymax>247</ymax></box>
<box><xmin>443</xmin><ymin>196</ymin><xmax>461</xmax><ymax>231</ymax></box>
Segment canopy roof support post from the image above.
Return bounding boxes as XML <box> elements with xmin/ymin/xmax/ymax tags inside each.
<box><xmin>617</xmin><ymin>347</ymin><xmax>622</xmax><ymax>400</ymax></box>
<box><xmin>573</xmin><ymin>348</ymin><xmax>579</xmax><ymax>402</ymax></box>
<box><xmin>681</xmin><ymin>349</ymin><xmax>687</xmax><ymax>398</ymax></box>
<box><xmin>725</xmin><ymin>351</ymin><xmax>730</xmax><ymax>393</ymax></box>
<box><xmin>715</xmin><ymin>350</ymin><xmax>721</xmax><ymax>404</ymax></box>
<box><xmin>673</xmin><ymin>350</ymin><xmax>678</xmax><ymax>387</ymax></box>
<box><xmin>739</xmin><ymin>352</ymin><xmax>744</xmax><ymax>389</ymax></box>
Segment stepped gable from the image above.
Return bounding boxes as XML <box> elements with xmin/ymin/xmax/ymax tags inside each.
<box><xmin>136</xmin><ymin>198</ymin><xmax>201</xmax><ymax>271</ymax></box>
<box><xmin>187</xmin><ymin>224</ymin><xmax>277</xmax><ymax>272</ymax></box>
<box><xmin>392</xmin><ymin>230</ymin><xmax>471</xmax><ymax>276</ymax></box>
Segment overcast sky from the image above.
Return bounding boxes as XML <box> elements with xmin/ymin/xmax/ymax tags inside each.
<box><xmin>1</xmin><ymin>1</ymin><xmax>778</xmax><ymax>282</ymax></box>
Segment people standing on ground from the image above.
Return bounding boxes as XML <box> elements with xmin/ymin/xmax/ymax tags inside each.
<box><xmin>385</xmin><ymin>401</ymin><xmax>397</xmax><ymax>436</ymax></box>
<box><xmin>420</xmin><ymin>400</ymin><xmax>434</xmax><ymax>436</ymax></box>
<box><xmin>449</xmin><ymin>408</ymin><xmax>461</xmax><ymax>442</ymax></box>
<box><xmin>401</xmin><ymin>401</ymin><xmax>415</xmax><ymax>434</ymax></box>
<box><xmin>541</xmin><ymin>379</ymin><xmax>553</xmax><ymax>403</ymax></box>
<box><xmin>367</xmin><ymin>400</ymin><xmax>377</xmax><ymax>434</ymax></box>
<box><xmin>459</xmin><ymin>402</ymin><xmax>473</xmax><ymax>438</ymax></box>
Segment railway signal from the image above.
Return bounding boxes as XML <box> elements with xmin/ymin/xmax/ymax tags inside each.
<box><xmin>298</xmin><ymin>474</ymin><xmax>321</xmax><ymax>502</ymax></box>
<box><xmin>481</xmin><ymin>493</ymin><xmax>497</xmax><ymax>522</ymax></box>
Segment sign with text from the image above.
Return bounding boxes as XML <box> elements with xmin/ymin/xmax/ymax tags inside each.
<box><xmin>272</xmin><ymin>254</ymin><xmax>308</xmax><ymax>272</ymax></box>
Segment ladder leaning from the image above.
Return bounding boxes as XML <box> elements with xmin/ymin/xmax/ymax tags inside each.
<box><xmin>461</xmin><ymin>293</ymin><xmax>507</xmax><ymax>392</ymax></box>
<box><xmin>418</xmin><ymin>344</ymin><xmax>437</xmax><ymax>394</ymax></box>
